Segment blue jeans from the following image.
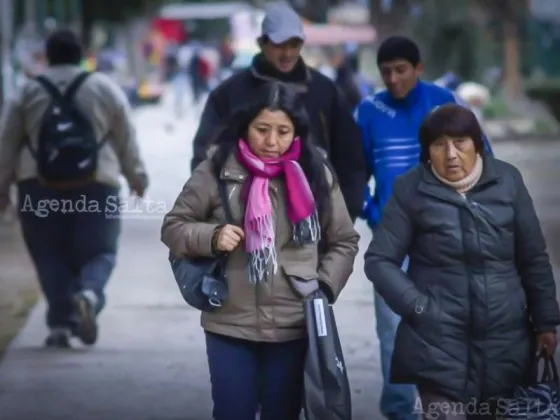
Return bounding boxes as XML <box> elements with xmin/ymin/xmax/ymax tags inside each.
<box><xmin>374</xmin><ymin>258</ymin><xmax>417</xmax><ymax>420</ymax></box>
<box><xmin>205</xmin><ymin>331</ymin><xmax>306</xmax><ymax>420</ymax></box>
<box><xmin>17</xmin><ymin>179</ymin><xmax>121</xmax><ymax>330</ymax></box>
<box><xmin>172</xmin><ymin>73</ymin><xmax>188</xmax><ymax>116</ymax></box>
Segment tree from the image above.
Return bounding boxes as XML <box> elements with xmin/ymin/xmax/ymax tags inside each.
<box><xmin>473</xmin><ymin>0</ymin><xmax>529</xmax><ymax>99</ymax></box>
<box><xmin>80</xmin><ymin>0</ymin><xmax>166</xmax><ymax>47</ymax></box>
<box><xmin>368</xmin><ymin>0</ymin><xmax>411</xmax><ymax>42</ymax></box>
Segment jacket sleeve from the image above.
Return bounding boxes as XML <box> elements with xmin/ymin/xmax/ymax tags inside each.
<box><xmin>328</xmin><ymin>86</ymin><xmax>367</xmax><ymax>223</ymax></box>
<box><xmin>364</xmin><ymin>176</ymin><xmax>426</xmax><ymax>317</ymax></box>
<box><xmin>106</xmin><ymin>78</ymin><xmax>149</xmax><ymax>191</ymax></box>
<box><xmin>161</xmin><ymin>161</ymin><xmax>220</xmax><ymax>258</ymax></box>
<box><xmin>317</xmin><ymin>171</ymin><xmax>360</xmax><ymax>303</ymax></box>
<box><xmin>354</xmin><ymin>100</ymin><xmax>374</xmax><ymax>183</ymax></box>
<box><xmin>513</xmin><ymin>168</ymin><xmax>560</xmax><ymax>333</ymax></box>
<box><xmin>354</xmin><ymin>100</ymin><xmax>375</xmax><ymax>223</ymax></box>
<box><xmin>0</xmin><ymin>93</ymin><xmax>25</xmax><ymax>196</ymax></box>
<box><xmin>191</xmin><ymin>92</ymin><xmax>222</xmax><ymax>173</ymax></box>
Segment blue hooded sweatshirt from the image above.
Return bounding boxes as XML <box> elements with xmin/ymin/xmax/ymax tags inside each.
<box><xmin>355</xmin><ymin>80</ymin><xmax>493</xmax><ymax>229</ymax></box>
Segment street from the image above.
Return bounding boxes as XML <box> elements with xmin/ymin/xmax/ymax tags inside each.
<box><xmin>0</xmin><ymin>101</ymin><xmax>559</xmax><ymax>419</ymax></box>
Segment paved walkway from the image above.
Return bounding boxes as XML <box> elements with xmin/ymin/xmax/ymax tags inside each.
<box><xmin>0</xmin><ymin>104</ymin><xmax>559</xmax><ymax>419</ymax></box>
<box><xmin>0</xmin><ymin>218</ymin><xmax>380</xmax><ymax>419</ymax></box>
<box><xmin>0</xmin><ymin>105</ymin><xmax>382</xmax><ymax>419</ymax></box>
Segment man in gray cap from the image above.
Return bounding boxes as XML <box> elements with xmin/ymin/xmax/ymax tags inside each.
<box><xmin>190</xmin><ymin>3</ymin><xmax>366</xmax><ymax>223</ymax></box>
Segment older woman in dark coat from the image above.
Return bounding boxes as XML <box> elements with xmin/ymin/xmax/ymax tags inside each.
<box><xmin>364</xmin><ymin>104</ymin><xmax>560</xmax><ymax>419</ymax></box>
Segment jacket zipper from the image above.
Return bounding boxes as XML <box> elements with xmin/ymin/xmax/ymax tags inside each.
<box><xmin>459</xmin><ymin>200</ymin><xmax>475</xmax><ymax>398</ymax></box>
<box><xmin>468</xmin><ymin>198</ymin><xmax>488</xmax><ymax>401</ymax></box>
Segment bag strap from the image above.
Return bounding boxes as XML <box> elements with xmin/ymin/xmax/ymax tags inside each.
<box><xmin>217</xmin><ymin>179</ymin><xmax>234</xmax><ymax>224</ymax></box>
<box><xmin>63</xmin><ymin>72</ymin><xmax>91</xmax><ymax>100</ymax></box>
<box><xmin>35</xmin><ymin>72</ymin><xmax>91</xmax><ymax>103</ymax></box>
<box><xmin>213</xmin><ymin>163</ymin><xmax>235</xmax><ymax>225</ymax></box>
<box><xmin>35</xmin><ymin>76</ymin><xmax>63</xmax><ymax>101</ymax></box>
<box><xmin>539</xmin><ymin>356</ymin><xmax>560</xmax><ymax>386</ymax></box>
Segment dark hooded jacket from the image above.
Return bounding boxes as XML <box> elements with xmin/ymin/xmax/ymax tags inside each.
<box><xmin>364</xmin><ymin>155</ymin><xmax>560</xmax><ymax>402</ymax></box>
<box><xmin>190</xmin><ymin>53</ymin><xmax>366</xmax><ymax>222</ymax></box>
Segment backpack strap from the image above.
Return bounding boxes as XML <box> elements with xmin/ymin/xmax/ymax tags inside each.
<box><xmin>35</xmin><ymin>76</ymin><xmax>63</xmax><ymax>101</ymax></box>
<box><xmin>35</xmin><ymin>72</ymin><xmax>91</xmax><ymax>103</ymax></box>
<box><xmin>63</xmin><ymin>72</ymin><xmax>91</xmax><ymax>100</ymax></box>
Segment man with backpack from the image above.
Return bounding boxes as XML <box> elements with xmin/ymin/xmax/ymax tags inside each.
<box><xmin>0</xmin><ymin>30</ymin><xmax>148</xmax><ymax>348</ymax></box>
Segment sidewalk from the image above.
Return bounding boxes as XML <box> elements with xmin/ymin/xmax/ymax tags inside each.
<box><xmin>0</xmin><ymin>217</ymin><xmax>38</xmax><ymax>358</ymax></box>
<box><xmin>2</xmin><ymin>108</ymin><xmax>558</xmax><ymax>420</ymax></box>
<box><xmin>0</xmin><ymin>213</ymin><xmax>382</xmax><ymax>419</ymax></box>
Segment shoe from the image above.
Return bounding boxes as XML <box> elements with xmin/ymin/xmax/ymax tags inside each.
<box><xmin>45</xmin><ymin>328</ymin><xmax>71</xmax><ymax>348</ymax></box>
<box><xmin>73</xmin><ymin>292</ymin><xmax>98</xmax><ymax>345</ymax></box>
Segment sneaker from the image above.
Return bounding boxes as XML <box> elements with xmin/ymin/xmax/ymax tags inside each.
<box><xmin>73</xmin><ymin>292</ymin><xmax>98</xmax><ymax>345</ymax></box>
<box><xmin>45</xmin><ymin>328</ymin><xmax>71</xmax><ymax>348</ymax></box>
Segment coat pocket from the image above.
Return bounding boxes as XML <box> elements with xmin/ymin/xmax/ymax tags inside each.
<box><xmin>279</xmin><ymin>244</ymin><xmax>319</xmax><ymax>280</ymax></box>
<box><xmin>407</xmin><ymin>295</ymin><xmax>443</xmax><ymax>346</ymax></box>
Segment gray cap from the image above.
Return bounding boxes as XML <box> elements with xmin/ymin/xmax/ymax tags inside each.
<box><xmin>260</xmin><ymin>4</ymin><xmax>305</xmax><ymax>44</ymax></box>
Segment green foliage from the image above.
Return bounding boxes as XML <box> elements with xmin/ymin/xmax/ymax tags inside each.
<box><xmin>483</xmin><ymin>97</ymin><xmax>517</xmax><ymax>119</ymax></box>
<box><xmin>81</xmin><ymin>0</ymin><xmax>162</xmax><ymax>22</ymax></box>
<box><xmin>526</xmin><ymin>81</ymin><xmax>560</xmax><ymax>125</ymax></box>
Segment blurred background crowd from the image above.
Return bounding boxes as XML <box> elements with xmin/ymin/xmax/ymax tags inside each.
<box><xmin>1</xmin><ymin>0</ymin><xmax>560</xmax><ymax>140</ymax></box>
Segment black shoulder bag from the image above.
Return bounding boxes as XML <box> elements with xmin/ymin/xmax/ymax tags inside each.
<box><xmin>168</xmin><ymin>176</ymin><xmax>234</xmax><ymax>312</ymax></box>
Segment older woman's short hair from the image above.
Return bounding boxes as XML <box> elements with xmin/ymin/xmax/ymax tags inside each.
<box><xmin>419</xmin><ymin>104</ymin><xmax>484</xmax><ymax>163</ymax></box>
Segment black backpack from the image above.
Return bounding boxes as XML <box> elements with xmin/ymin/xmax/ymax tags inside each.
<box><xmin>30</xmin><ymin>73</ymin><xmax>101</xmax><ymax>187</ymax></box>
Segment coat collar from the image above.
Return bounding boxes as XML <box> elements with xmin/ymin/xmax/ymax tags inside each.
<box><xmin>219</xmin><ymin>153</ymin><xmax>248</xmax><ymax>183</ymax></box>
<box><xmin>418</xmin><ymin>154</ymin><xmax>500</xmax><ymax>205</ymax></box>
<box><xmin>250</xmin><ymin>53</ymin><xmax>310</xmax><ymax>93</ymax></box>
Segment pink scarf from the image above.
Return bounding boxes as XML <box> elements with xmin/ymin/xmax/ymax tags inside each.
<box><xmin>237</xmin><ymin>138</ymin><xmax>320</xmax><ymax>283</ymax></box>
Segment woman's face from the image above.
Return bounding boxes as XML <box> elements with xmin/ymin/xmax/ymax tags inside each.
<box><xmin>246</xmin><ymin>108</ymin><xmax>295</xmax><ymax>159</ymax></box>
<box><xmin>429</xmin><ymin>135</ymin><xmax>478</xmax><ymax>182</ymax></box>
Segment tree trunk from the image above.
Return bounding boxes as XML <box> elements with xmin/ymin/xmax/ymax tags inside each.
<box><xmin>368</xmin><ymin>0</ymin><xmax>410</xmax><ymax>42</ymax></box>
<box><xmin>474</xmin><ymin>0</ymin><xmax>526</xmax><ymax>98</ymax></box>
<box><xmin>80</xmin><ymin>0</ymin><xmax>95</xmax><ymax>49</ymax></box>
<box><xmin>503</xmin><ymin>18</ymin><xmax>521</xmax><ymax>99</ymax></box>
<box><xmin>0</xmin><ymin>0</ymin><xmax>14</xmax><ymax>111</ymax></box>
<box><xmin>296</xmin><ymin>0</ymin><xmax>330</xmax><ymax>23</ymax></box>
<box><xmin>0</xmin><ymin>47</ymin><xmax>4</xmax><ymax>112</ymax></box>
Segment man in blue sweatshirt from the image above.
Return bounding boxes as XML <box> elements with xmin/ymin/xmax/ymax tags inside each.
<box><xmin>355</xmin><ymin>36</ymin><xmax>492</xmax><ymax>420</ymax></box>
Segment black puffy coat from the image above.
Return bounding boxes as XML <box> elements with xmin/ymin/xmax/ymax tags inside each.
<box><xmin>364</xmin><ymin>155</ymin><xmax>560</xmax><ymax>403</ymax></box>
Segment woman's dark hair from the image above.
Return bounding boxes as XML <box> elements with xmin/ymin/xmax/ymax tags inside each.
<box><xmin>46</xmin><ymin>29</ymin><xmax>83</xmax><ymax>66</ymax></box>
<box><xmin>419</xmin><ymin>103</ymin><xmax>485</xmax><ymax>163</ymax></box>
<box><xmin>211</xmin><ymin>81</ymin><xmax>333</xmax><ymax>215</ymax></box>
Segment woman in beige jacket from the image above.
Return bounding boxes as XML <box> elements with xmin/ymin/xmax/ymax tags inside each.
<box><xmin>161</xmin><ymin>81</ymin><xmax>359</xmax><ymax>420</ymax></box>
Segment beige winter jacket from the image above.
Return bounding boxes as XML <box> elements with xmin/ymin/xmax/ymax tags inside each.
<box><xmin>161</xmin><ymin>154</ymin><xmax>360</xmax><ymax>342</ymax></box>
<box><xmin>0</xmin><ymin>65</ymin><xmax>147</xmax><ymax>196</ymax></box>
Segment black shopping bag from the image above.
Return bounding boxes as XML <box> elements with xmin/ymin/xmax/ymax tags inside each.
<box><xmin>303</xmin><ymin>290</ymin><xmax>352</xmax><ymax>420</ymax></box>
<box><xmin>500</xmin><ymin>356</ymin><xmax>560</xmax><ymax>419</ymax></box>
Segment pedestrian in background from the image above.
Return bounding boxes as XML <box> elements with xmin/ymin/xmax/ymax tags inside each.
<box><xmin>364</xmin><ymin>104</ymin><xmax>560</xmax><ymax>419</ymax></box>
<box><xmin>354</xmin><ymin>36</ymin><xmax>494</xmax><ymax>420</ymax></box>
<box><xmin>0</xmin><ymin>30</ymin><xmax>148</xmax><ymax>348</ymax></box>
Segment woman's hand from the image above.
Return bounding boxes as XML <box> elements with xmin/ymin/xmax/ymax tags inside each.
<box><xmin>216</xmin><ymin>224</ymin><xmax>245</xmax><ymax>252</ymax></box>
<box><xmin>536</xmin><ymin>332</ymin><xmax>558</xmax><ymax>357</ymax></box>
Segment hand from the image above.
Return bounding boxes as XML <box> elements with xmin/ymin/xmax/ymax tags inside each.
<box><xmin>0</xmin><ymin>195</ymin><xmax>10</xmax><ymax>213</ymax></box>
<box><xmin>216</xmin><ymin>224</ymin><xmax>244</xmax><ymax>252</ymax></box>
<box><xmin>536</xmin><ymin>332</ymin><xmax>557</xmax><ymax>358</ymax></box>
<box><xmin>130</xmin><ymin>180</ymin><xmax>146</xmax><ymax>198</ymax></box>
<box><xmin>129</xmin><ymin>173</ymin><xmax>148</xmax><ymax>198</ymax></box>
